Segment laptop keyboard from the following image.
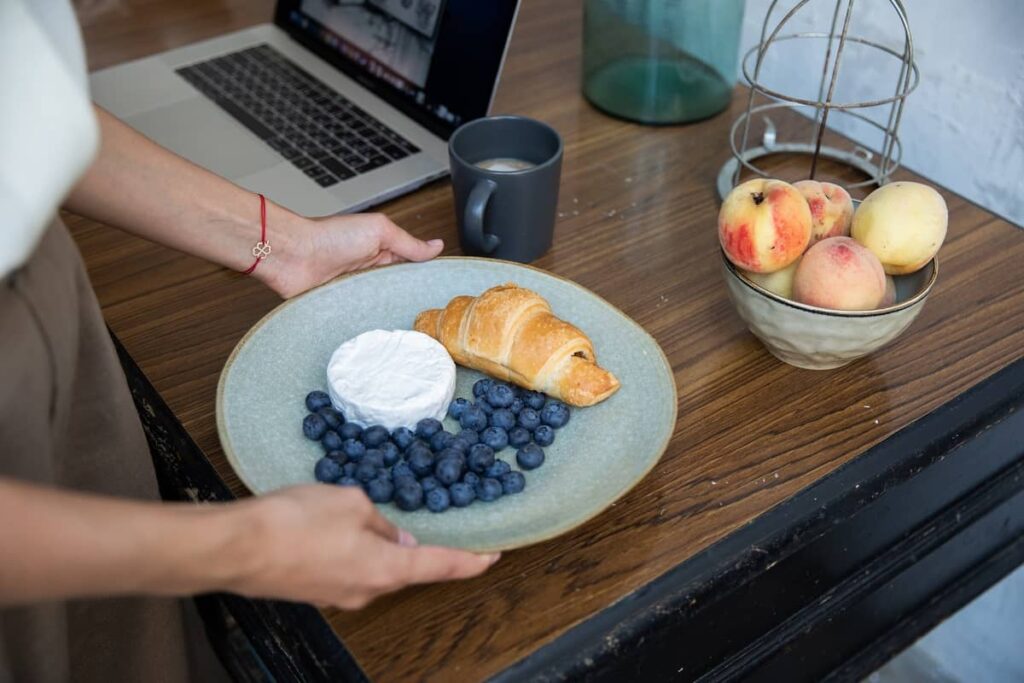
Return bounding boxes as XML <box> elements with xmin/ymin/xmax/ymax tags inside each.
<box><xmin>176</xmin><ymin>44</ymin><xmax>420</xmax><ymax>188</ymax></box>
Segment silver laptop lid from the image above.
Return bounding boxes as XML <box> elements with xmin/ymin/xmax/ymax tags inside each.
<box><xmin>273</xmin><ymin>0</ymin><xmax>521</xmax><ymax>140</ymax></box>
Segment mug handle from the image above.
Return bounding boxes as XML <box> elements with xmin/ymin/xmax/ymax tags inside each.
<box><xmin>465</xmin><ymin>179</ymin><xmax>500</xmax><ymax>254</ymax></box>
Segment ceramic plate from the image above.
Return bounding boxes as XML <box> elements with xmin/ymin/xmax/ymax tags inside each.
<box><xmin>217</xmin><ymin>258</ymin><xmax>677</xmax><ymax>551</ymax></box>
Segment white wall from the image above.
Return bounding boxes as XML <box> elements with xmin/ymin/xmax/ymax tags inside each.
<box><xmin>739</xmin><ymin>0</ymin><xmax>1024</xmax><ymax>226</ymax></box>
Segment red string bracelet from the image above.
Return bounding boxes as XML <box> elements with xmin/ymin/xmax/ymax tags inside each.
<box><xmin>242</xmin><ymin>193</ymin><xmax>270</xmax><ymax>275</ymax></box>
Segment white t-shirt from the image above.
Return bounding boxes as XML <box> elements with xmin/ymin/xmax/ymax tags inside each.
<box><xmin>0</xmin><ymin>0</ymin><xmax>99</xmax><ymax>279</ymax></box>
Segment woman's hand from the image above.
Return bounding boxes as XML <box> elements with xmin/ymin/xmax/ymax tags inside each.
<box><xmin>264</xmin><ymin>213</ymin><xmax>444</xmax><ymax>299</ymax></box>
<box><xmin>226</xmin><ymin>485</ymin><xmax>497</xmax><ymax>609</ymax></box>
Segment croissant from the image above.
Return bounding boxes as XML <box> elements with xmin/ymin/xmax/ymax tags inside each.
<box><xmin>414</xmin><ymin>283</ymin><xmax>620</xmax><ymax>407</ymax></box>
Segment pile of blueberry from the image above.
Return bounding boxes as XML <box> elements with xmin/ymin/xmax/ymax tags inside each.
<box><xmin>301</xmin><ymin>378</ymin><xmax>571</xmax><ymax>513</ymax></box>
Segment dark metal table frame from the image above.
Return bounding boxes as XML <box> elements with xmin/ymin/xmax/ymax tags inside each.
<box><xmin>117</xmin><ymin>333</ymin><xmax>1024</xmax><ymax>682</ymax></box>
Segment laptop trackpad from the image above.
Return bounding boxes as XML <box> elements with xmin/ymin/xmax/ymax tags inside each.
<box><xmin>125</xmin><ymin>97</ymin><xmax>280</xmax><ymax>180</ymax></box>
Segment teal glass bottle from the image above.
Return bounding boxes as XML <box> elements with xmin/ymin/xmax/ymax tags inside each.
<box><xmin>583</xmin><ymin>0</ymin><xmax>745</xmax><ymax>124</ymax></box>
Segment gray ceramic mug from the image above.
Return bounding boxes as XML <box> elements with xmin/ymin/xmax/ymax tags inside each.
<box><xmin>448</xmin><ymin>115</ymin><xmax>563</xmax><ymax>263</ymax></box>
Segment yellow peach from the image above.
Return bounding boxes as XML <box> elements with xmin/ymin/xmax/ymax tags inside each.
<box><xmin>742</xmin><ymin>259</ymin><xmax>800</xmax><ymax>300</ymax></box>
<box><xmin>718</xmin><ymin>178</ymin><xmax>812</xmax><ymax>274</ymax></box>
<box><xmin>793</xmin><ymin>180</ymin><xmax>854</xmax><ymax>242</ymax></box>
<box><xmin>851</xmin><ymin>181</ymin><xmax>947</xmax><ymax>275</ymax></box>
<box><xmin>793</xmin><ymin>237</ymin><xmax>887</xmax><ymax>311</ymax></box>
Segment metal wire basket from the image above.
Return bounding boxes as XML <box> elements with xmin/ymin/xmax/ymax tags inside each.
<box><xmin>717</xmin><ymin>0</ymin><xmax>919</xmax><ymax>199</ymax></box>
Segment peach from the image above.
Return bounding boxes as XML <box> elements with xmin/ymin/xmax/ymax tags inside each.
<box><xmin>793</xmin><ymin>180</ymin><xmax>854</xmax><ymax>242</ymax></box>
<box><xmin>793</xmin><ymin>237</ymin><xmax>887</xmax><ymax>311</ymax></box>
<box><xmin>881</xmin><ymin>275</ymin><xmax>897</xmax><ymax>307</ymax></box>
<box><xmin>742</xmin><ymin>259</ymin><xmax>800</xmax><ymax>300</ymax></box>
<box><xmin>851</xmin><ymin>181</ymin><xmax>947</xmax><ymax>274</ymax></box>
<box><xmin>718</xmin><ymin>178</ymin><xmax>812</xmax><ymax>274</ymax></box>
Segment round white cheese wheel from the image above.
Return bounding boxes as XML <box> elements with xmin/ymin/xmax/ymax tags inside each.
<box><xmin>326</xmin><ymin>329</ymin><xmax>456</xmax><ymax>431</ymax></box>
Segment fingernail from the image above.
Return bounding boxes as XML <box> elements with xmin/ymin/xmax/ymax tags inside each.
<box><xmin>398</xmin><ymin>530</ymin><xmax>418</xmax><ymax>547</ymax></box>
<box><xmin>486</xmin><ymin>552</ymin><xmax>501</xmax><ymax>565</ymax></box>
<box><xmin>427</xmin><ymin>239</ymin><xmax>443</xmax><ymax>248</ymax></box>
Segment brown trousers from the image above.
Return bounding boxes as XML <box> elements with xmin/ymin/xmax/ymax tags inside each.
<box><xmin>0</xmin><ymin>221</ymin><xmax>226</xmax><ymax>682</ymax></box>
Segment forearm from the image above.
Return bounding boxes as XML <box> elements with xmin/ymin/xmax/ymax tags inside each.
<box><xmin>0</xmin><ymin>477</ymin><xmax>252</xmax><ymax>605</ymax></box>
<box><xmin>64</xmin><ymin>106</ymin><xmax>307</xmax><ymax>292</ymax></box>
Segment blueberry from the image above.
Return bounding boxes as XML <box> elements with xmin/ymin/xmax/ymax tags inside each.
<box><xmin>426</xmin><ymin>487</ymin><xmax>451</xmax><ymax>513</ymax></box>
<box><xmin>449</xmin><ymin>482</ymin><xmax>476</xmax><ymax>507</ymax></box>
<box><xmin>342</xmin><ymin>462</ymin><xmax>358</xmax><ymax>478</ymax></box>
<box><xmin>484</xmin><ymin>459</ymin><xmax>511</xmax><ymax>479</ymax></box>
<box><xmin>501</xmin><ymin>471</ymin><xmax>526</xmax><ymax>495</ymax></box>
<box><xmin>448</xmin><ymin>397</ymin><xmax>470</xmax><ymax>420</ymax></box>
<box><xmin>325</xmin><ymin>450</ymin><xmax>348</xmax><ymax>466</ymax></box>
<box><xmin>393</xmin><ymin>474</ymin><xmax>418</xmax><ymax>489</ymax></box>
<box><xmin>475</xmin><ymin>477</ymin><xmax>503</xmax><ymax>502</ymax></box>
<box><xmin>405</xmin><ymin>440</ymin><xmax>432</xmax><ymax>462</ymax></box>
<box><xmin>462</xmin><ymin>471</ymin><xmax>480</xmax><ymax>488</ymax></box>
<box><xmin>379</xmin><ymin>442</ymin><xmax>400</xmax><ymax>467</ymax></box>
<box><xmin>434</xmin><ymin>457</ymin><xmax>463</xmax><ymax>486</ymax></box>
<box><xmin>517</xmin><ymin>408</ymin><xmax>541</xmax><ymax>431</ymax></box>
<box><xmin>533</xmin><ymin>424</ymin><xmax>555</xmax><ymax>447</ymax></box>
<box><xmin>508</xmin><ymin>427</ymin><xmax>532</xmax><ymax>448</ymax></box>
<box><xmin>472</xmin><ymin>378</ymin><xmax>495</xmax><ymax>399</ymax></box>
<box><xmin>355</xmin><ymin>461</ymin><xmax>379</xmax><ymax>483</ymax></box>
<box><xmin>451</xmin><ymin>429</ymin><xmax>479</xmax><ymax>451</ymax></box>
<box><xmin>365</xmin><ymin>477</ymin><xmax>394</xmax><ymax>503</ymax></box>
<box><xmin>342</xmin><ymin>438</ymin><xmax>366</xmax><ymax>461</ymax></box>
<box><xmin>522</xmin><ymin>390</ymin><xmax>547</xmax><ymax>411</ymax></box>
<box><xmin>541</xmin><ymin>401</ymin><xmax>571</xmax><ymax>428</ymax></box>
<box><xmin>420</xmin><ymin>476</ymin><xmax>442</xmax><ymax>493</ymax></box>
<box><xmin>476</xmin><ymin>400</ymin><xmax>495</xmax><ymax>416</ymax></box>
<box><xmin>339</xmin><ymin>422</ymin><xmax>363</xmax><ymax>441</ymax></box>
<box><xmin>391</xmin><ymin>461</ymin><xmax>414</xmax><ymax>482</ymax></box>
<box><xmin>317</xmin><ymin>406</ymin><xmax>345</xmax><ymax>430</ymax></box>
<box><xmin>391</xmin><ymin>427</ymin><xmax>416</xmax><ymax>451</ymax></box>
<box><xmin>486</xmin><ymin>383</ymin><xmax>515</xmax><ymax>409</ymax></box>
<box><xmin>490</xmin><ymin>408</ymin><xmax>516</xmax><ymax>431</ymax></box>
<box><xmin>336</xmin><ymin>476</ymin><xmax>360</xmax><ymax>487</ymax></box>
<box><xmin>467</xmin><ymin>443</ymin><xmax>495</xmax><ymax>474</ymax></box>
<box><xmin>509</xmin><ymin>397</ymin><xmax>525</xmax><ymax>414</ymax></box>
<box><xmin>362</xmin><ymin>425</ymin><xmax>389</xmax><ymax>448</ymax></box>
<box><xmin>321</xmin><ymin>430</ymin><xmax>343</xmax><ymax>452</ymax></box>
<box><xmin>314</xmin><ymin>456</ymin><xmax>343</xmax><ymax>483</ymax></box>
<box><xmin>516</xmin><ymin>444</ymin><xmax>545</xmax><ymax>470</ymax></box>
<box><xmin>481</xmin><ymin>426</ymin><xmax>509</xmax><ymax>452</ymax></box>
<box><xmin>436</xmin><ymin>447</ymin><xmax>466</xmax><ymax>464</ymax></box>
<box><xmin>407</xmin><ymin>448</ymin><xmax>435</xmax><ymax>478</ymax></box>
<box><xmin>362</xmin><ymin>449</ymin><xmax>385</xmax><ymax>468</ymax></box>
<box><xmin>459</xmin><ymin>405</ymin><xmax>488</xmax><ymax>432</ymax></box>
<box><xmin>305</xmin><ymin>390</ymin><xmax>331</xmax><ymax>412</ymax></box>
<box><xmin>430</xmin><ymin>430</ymin><xmax>455</xmax><ymax>452</ymax></box>
<box><xmin>394</xmin><ymin>482</ymin><xmax>424</xmax><ymax>511</ymax></box>
<box><xmin>415</xmin><ymin>418</ymin><xmax>443</xmax><ymax>440</ymax></box>
<box><xmin>302</xmin><ymin>413</ymin><xmax>328</xmax><ymax>441</ymax></box>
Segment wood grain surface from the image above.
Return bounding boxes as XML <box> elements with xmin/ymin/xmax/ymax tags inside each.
<box><xmin>72</xmin><ymin>1</ymin><xmax>1024</xmax><ymax>680</ymax></box>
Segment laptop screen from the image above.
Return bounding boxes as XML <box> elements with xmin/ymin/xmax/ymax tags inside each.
<box><xmin>275</xmin><ymin>0</ymin><xmax>520</xmax><ymax>139</ymax></box>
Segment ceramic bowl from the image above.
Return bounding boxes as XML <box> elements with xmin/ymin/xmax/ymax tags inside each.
<box><xmin>721</xmin><ymin>251</ymin><xmax>938</xmax><ymax>370</ymax></box>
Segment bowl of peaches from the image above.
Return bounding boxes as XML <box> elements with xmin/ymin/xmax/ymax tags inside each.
<box><xmin>719</xmin><ymin>178</ymin><xmax>945</xmax><ymax>370</ymax></box>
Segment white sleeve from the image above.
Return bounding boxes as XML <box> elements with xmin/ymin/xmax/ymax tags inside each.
<box><xmin>0</xmin><ymin>0</ymin><xmax>98</xmax><ymax>279</ymax></box>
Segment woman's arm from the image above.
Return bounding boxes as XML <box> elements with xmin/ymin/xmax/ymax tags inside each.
<box><xmin>64</xmin><ymin>107</ymin><xmax>443</xmax><ymax>298</ymax></box>
<box><xmin>0</xmin><ymin>478</ymin><xmax>496</xmax><ymax>608</ymax></box>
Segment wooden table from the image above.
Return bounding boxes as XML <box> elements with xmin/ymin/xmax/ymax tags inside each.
<box><xmin>74</xmin><ymin>1</ymin><xmax>1024</xmax><ymax>680</ymax></box>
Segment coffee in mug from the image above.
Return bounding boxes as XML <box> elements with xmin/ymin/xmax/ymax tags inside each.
<box><xmin>475</xmin><ymin>157</ymin><xmax>537</xmax><ymax>172</ymax></box>
<box><xmin>449</xmin><ymin>115</ymin><xmax>563</xmax><ymax>263</ymax></box>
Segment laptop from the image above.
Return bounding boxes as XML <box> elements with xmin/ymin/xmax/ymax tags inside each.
<box><xmin>90</xmin><ymin>0</ymin><xmax>521</xmax><ymax>216</ymax></box>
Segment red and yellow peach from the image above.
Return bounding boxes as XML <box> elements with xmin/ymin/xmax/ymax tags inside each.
<box><xmin>793</xmin><ymin>180</ymin><xmax>854</xmax><ymax>243</ymax></box>
<box><xmin>719</xmin><ymin>179</ymin><xmax>812</xmax><ymax>274</ymax></box>
<box><xmin>792</xmin><ymin>237</ymin><xmax>887</xmax><ymax>311</ymax></box>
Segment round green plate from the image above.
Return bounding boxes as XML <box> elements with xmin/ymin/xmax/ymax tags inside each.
<box><xmin>217</xmin><ymin>257</ymin><xmax>677</xmax><ymax>552</ymax></box>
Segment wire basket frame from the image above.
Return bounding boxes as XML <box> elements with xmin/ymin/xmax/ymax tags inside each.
<box><xmin>717</xmin><ymin>0</ymin><xmax>919</xmax><ymax>200</ymax></box>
